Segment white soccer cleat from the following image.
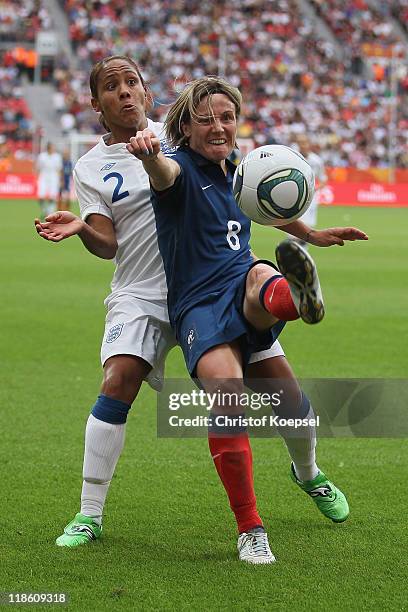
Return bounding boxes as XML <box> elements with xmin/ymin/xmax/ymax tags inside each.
<box><xmin>275</xmin><ymin>239</ymin><xmax>324</xmax><ymax>324</ymax></box>
<box><xmin>237</xmin><ymin>528</ymin><xmax>276</xmax><ymax>564</ymax></box>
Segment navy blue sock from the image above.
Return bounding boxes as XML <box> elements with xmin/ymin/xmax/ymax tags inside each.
<box><xmin>91</xmin><ymin>394</ymin><xmax>131</xmax><ymax>424</ymax></box>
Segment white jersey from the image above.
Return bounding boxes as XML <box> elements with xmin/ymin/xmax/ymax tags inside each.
<box><xmin>306</xmin><ymin>152</ymin><xmax>327</xmax><ymax>188</ymax></box>
<box><xmin>37</xmin><ymin>151</ymin><xmax>62</xmax><ymax>199</ymax></box>
<box><xmin>73</xmin><ymin>119</ymin><xmax>168</xmax><ymax>301</ymax></box>
<box><xmin>37</xmin><ymin>151</ymin><xmax>62</xmax><ymax>177</ymax></box>
<box><xmin>302</xmin><ymin>151</ymin><xmax>327</xmax><ymax>227</ymax></box>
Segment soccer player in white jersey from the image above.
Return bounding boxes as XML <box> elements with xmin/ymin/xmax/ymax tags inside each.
<box><xmin>294</xmin><ymin>135</ymin><xmax>328</xmax><ymax>247</ymax></box>
<box><xmin>35</xmin><ymin>55</ymin><xmax>177</xmax><ymax>547</ymax></box>
<box><xmin>35</xmin><ymin>58</ymin><xmax>366</xmax><ymax>564</ymax></box>
<box><xmin>36</xmin><ymin>142</ymin><xmax>63</xmax><ymax>218</ymax></box>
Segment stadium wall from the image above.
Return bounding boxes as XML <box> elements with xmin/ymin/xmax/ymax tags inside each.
<box><xmin>1</xmin><ymin>170</ymin><xmax>407</xmax><ymax>207</ymax></box>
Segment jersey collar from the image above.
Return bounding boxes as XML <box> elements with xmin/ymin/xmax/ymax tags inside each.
<box><xmin>179</xmin><ymin>145</ymin><xmax>236</xmax><ymax>174</ymax></box>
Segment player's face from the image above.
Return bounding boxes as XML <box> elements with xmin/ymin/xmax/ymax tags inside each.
<box><xmin>182</xmin><ymin>94</ymin><xmax>237</xmax><ymax>165</ymax></box>
<box><xmin>297</xmin><ymin>137</ymin><xmax>310</xmax><ymax>156</ymax></box>
<box><xmin>92</xmin><ymin>60</ymin><xmax>148</xmax><ymax>136</ymax></box>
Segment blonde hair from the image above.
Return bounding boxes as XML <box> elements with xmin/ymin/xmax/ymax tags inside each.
<box><xmin>164</xmin><ymin>76</ymin><xmax>242</xmax><ymax>147</ymax></box>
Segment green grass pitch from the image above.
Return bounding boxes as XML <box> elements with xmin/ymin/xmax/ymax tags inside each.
<box><xmin>1</xmin><ymin>200</ymin><xmax>407</xmax><ymax>611</ymax></box>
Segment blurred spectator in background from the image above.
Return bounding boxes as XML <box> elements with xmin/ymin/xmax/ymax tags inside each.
<box><xmin>36</xmin><ymin>142</ymin><xmax>62</xmax><ymax>218</ymax></box>
<box><xmin>1</xmin><ymin>0</ymin><xmax>407</xmax><ymax>171</ymax></box>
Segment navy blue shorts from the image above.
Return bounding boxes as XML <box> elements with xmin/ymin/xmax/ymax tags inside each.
<box><xmin>175</xmin><ymin>260</ymin><xmax>286</xmax><ymax>376</ymax></box>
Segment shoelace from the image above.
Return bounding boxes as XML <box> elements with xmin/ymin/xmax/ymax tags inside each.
<box><xmin>243</xmin><ymin>532</ymin><xmax>270</xmax><ymax>556</ymax></box>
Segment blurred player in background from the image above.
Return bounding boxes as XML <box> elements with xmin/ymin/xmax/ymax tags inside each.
<box><xmin>36</xmin><ymin>142</ymin><xmax>62</xmax><ymax>219</ymax></box>
<box><xmin>58</xmin><ymin>149</ymin><xmax>72</xmax><ymax>211</ymax></box>
<box><xmin>294</xmin><ymin>134</ymin><xmax>328</xmax><ymax>248</ymax></box>
<box><xmin>127</xmin><ymin>76</ymin><xmax>368</xmax><ymax>564</ymax></box>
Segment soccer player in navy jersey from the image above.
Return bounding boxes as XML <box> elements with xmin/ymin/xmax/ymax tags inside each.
<box><xmin>127</xmin><ymin>76</ymin><xmax>368</xmax><ymax>564</ymax></box>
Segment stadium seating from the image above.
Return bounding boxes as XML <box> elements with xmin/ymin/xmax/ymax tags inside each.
<box><xmin>56</xmin><ymin>0</ymin><xmax>407</xmax><ymax>168</ymax></box>
<box><xmin>392</xmin><ymin>0</ymin><xmax>408</xmax><ymax>35</ymax></box>
<box><xmin>0</xmin><ymin>50</ymin><xmax>34</xmax><ymax>158</ymax></box>
<box><xmin>309</xmin><ymin>0</ymin><xmax>400</xmax><ymax>50</ymax></box>
<box><xmin>0</xmin><ymin>0</ymin><xmax>52</xmax><ymax>43</ymax></box>
<box><xmin>1</xmin><ymin>0</ymin><xmax>407</xmax><ymax>169</ymax></box>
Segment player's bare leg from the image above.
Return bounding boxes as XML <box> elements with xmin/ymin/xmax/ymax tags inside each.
<box><xmin>197</xmin><ymin>341</ymin><xmax>275</xmax><ymax>564</ymax></box>
<box><xmin>56</xmin><ymin>355</ymin><xmax>151</xmax><ymax>547</ymax></box>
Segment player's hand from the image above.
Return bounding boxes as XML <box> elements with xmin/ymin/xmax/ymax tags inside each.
<box><xmin>309</xmin><ymin>227</ymin><xmax>369</xmax><ymax>247</ymax></box>
<box><xmin>127</xmin><ymin>128</ymin><xmax>161</xmax><ymax>160</ymax></box>
<box><xmin>34</xmin><ymin>211</ymin><xmax>84</xmax><ymax>242</ymax></box>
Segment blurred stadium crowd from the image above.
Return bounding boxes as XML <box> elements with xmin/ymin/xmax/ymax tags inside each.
<box><xmin>1</xmin><ymin>0</ymin><xmax>407</xmax><ymax>169</ymax></box>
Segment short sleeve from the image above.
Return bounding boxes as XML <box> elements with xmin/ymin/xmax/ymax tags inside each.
<box><xmin>73</xmin><ymin>164</ymin><xmax>113</xmax><ymax>222</ymax></box>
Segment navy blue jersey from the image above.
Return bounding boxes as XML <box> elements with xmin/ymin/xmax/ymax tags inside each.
<box><xmin>151</xmin><ymin>146</ymin><xmax>253</xmax><ymax>326</ymax></box>
<box><xmin>61</xmin><ymin>158</ymin><xmax>72</xmax><ymax>191</ymax></box>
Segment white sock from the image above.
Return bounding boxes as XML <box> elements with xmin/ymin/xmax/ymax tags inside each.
<box><xmin>278</xmin><ymin>406</ymin><xmax>319</xmax><ymax>482</ymax></box>
<box><xmin>46</xmin><ymin>201</ymin><xmax>56</xmax><ymax>215</ymax></box>
<box><xmin>80</xmin><ymin>414</ymin><xmax>126</xmax><ymax>522</ymax></box>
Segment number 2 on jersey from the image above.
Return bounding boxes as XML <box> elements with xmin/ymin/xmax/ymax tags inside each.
<box><xmin>226</xmin><ymin>220</ymin><xmax>242</xmax><ymax>250</ymax></box>
<box><xmin>103</xmin><ymin>172</ymin><xmax>130</xmax><ymax>203</ymax></box>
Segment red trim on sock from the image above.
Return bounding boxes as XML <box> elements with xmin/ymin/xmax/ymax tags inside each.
<box><xmin>263</xmin><ymin>277</ymin><xmax>299</xmax><ymax>321</ymax></box>
<box><xmin>208</xmin><ymin>433</ymin><xmax>263</xmax><ymax>533</ymax></box>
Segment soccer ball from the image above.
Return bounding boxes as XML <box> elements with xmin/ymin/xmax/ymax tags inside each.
<box><xmin>232</xmin><ymin>145</ymin><xmax>315</xmax><ymax>226</ymax></box>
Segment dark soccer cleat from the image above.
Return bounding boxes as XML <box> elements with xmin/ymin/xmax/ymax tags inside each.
<box><xmin>275</xmin><ymin>239</ymin><xmax>324</xmax><ymax>324</ymax></box>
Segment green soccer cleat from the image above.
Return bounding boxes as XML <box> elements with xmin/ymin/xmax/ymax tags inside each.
<box><xmin>56</xmin><ymin>513</ymin><xmax>102</xmax><ymax>547</ymax></box>
<box><xmin>291</xmin><ymin>464</ymin><xmax>349</xmax><ymax>523</ymax></box>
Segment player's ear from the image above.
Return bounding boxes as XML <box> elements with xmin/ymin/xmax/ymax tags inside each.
<box><xmin>91</xmin><ymin>97</ymin><xmax>101</xmax><ymax>112</ymax></box>
<box><xmin>181</xmin><ymin>121</ymin><xmax>191</xmax><ymax>139</ymax></box>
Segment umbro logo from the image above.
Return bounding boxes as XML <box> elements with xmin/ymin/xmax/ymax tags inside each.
<box><xmin>69</xmin><ymin>525</ymin><xmax>96</xmax><ymax>540</ymax></box>
<box><xmin>100</xmin><ymin>162</ymin><xmax>116</xmax><ymax>171</ymax></box>
<box><xmin>309</xmin><ymin>486</ymin><xmax>332</xmax><ymax>498</ymax></box>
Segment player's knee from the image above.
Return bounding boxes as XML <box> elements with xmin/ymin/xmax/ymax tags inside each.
<box><xmin>246</xmin><ymin>264</ymin><xmax>278</xmax><ymax>306</ymax></box>
<box><xmin>204</xmin><ymin>379</ymin><xmax>245</xmax><ymax>416</ymax></box>
<box><xmin>274</xmin><ymin>389</ymin><xmax>311</xmax><ymax>419</ymax></box>
<box><xmin>102</xmin><ymin>369</ymin><xmax>140</xmax><ymax>404</ymax></box>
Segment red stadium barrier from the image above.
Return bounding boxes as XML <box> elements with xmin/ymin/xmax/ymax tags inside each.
<box><xmin>318</xmin><ymin>182</ymin><xmax>408</xmax><ymax>207</ymax></box>
<box><xmin>0</xmin><ymin>173</ymin><xmax>407</xmax><ymax>207</ymax></box>
<box><xmin>0</xmin><ymin>173</ymin><xmax>37</xmax><ymax>198</ymax></box>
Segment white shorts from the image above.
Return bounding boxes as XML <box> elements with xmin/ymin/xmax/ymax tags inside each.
<box><xmin>249</xmin><ymin>340</ymin><xmax>285</xmax><ymax>364</ymax></box>
<box><xmin>37</xmin><ymin>174</ymin><xmax>60</xmax><ymax>199</ymax></box>
<box><xmin>101</xmin><ymin>294</ymin><xmax>176</xmax><ymax>391</ymax></box>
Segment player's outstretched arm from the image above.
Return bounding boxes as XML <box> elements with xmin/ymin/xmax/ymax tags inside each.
<box><xmin>35</xmin><ymin>211</ymin><xmax>84</xmax><ymax>241</ymax></box>
<box><xmin>34</xmin><ymin>211</ymin><xmax>118</xmax><ymax>259</ymax></box>
<box><xmin>279</xmin><ymin>219</ymin><xmax>368</xmax><ymax>247</ymax></box>
<box><xmin>308</xmin><ymin>226</ymin><xmax>369</xmax><ymax>247</ymax></box>
<box><xmin>126</xmin><ymin>128</ymin><xmax>180</xmax><ymax>191</ymax></box>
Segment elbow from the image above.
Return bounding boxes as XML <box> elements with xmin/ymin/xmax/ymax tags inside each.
<box><xmin>103</xmin><ymin>240</ymin><xmax>118</xmax><ymax>260</ymax></box>
<box><xmin>106</xmin><ymin>244</ymin><xmax>118</xmax><ymax>260</ymax></box>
